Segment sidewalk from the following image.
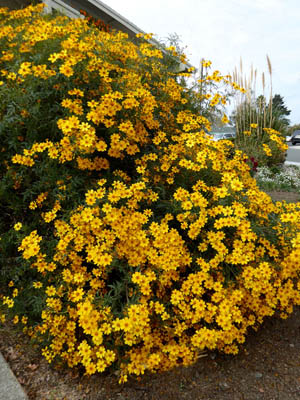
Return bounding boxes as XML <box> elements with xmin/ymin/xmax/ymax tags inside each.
<box><xmin>0</xmin><ymin>352</ymin><xmax>28</xmax><ymax>400</ymax></box>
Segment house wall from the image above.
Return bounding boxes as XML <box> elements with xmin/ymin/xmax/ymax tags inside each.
<box><xmin>43</xmin><ymin>0</ymin><xmax>83</xmax><ymax>18</ymax></box>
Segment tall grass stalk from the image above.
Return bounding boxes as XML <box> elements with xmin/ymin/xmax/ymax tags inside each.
<box><xmin>266</xmin><ymin>54</ymin><xmax>273</xmax><ymax>128</ymax></box>
<box><xmin>231</xmin><ymin>56</ymin><xmax>287</xmax><ymax>167</ymax></box>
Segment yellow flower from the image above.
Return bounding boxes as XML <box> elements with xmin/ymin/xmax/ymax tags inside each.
<box><xmin>59</xmin><ymin>63</ymin><xmax>74</xmax><ymax>77</ymax></box>
<box><xmin>14</xmin><ymin>222</ymin><xmax>22</xmax><ymax>231</ymax></box>
<box><xmin>33</xmin><ymin>281</ymin><xmax>43</xmax><ymax>289</ymax></box>
<box><xmin>263</xmin><ymin>143</ymin><xmax>272</xmax><ymax>156</ymax></box>
<box><xmin>221</xmin><ymin>114</ymin><xmax>229</xmax><ymax>124</ymax></box>
<box><xmin>45</xmin><ymin>285</ymin><xmax>56</xmax><ymax>297</ymax></box>
<box><xmin>201</xmin><ymin>60</ymin><xmax>212</xmax><ymax>68</ymax></box>
<box><xmin>230</xmin><ymin>178</ymin><xmax>244</xmax><ymax>192</ymax></box>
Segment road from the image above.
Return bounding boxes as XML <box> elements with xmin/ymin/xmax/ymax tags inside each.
<box><xmin>285</xmin><ymin>143</ymin><xmax>300</xmax><ymax>166</ymax></box>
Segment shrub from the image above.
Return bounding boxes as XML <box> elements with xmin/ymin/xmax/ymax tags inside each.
<box><xmin>0</xmin><ymin>4</ymin><xmax>300</xmax><ymax>383</ymax></box>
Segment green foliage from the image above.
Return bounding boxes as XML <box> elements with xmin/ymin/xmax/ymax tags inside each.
<box><xmin>0</xmin><ymin>4</ymin><xmax>299</xmax><ymax>383</ymax></box>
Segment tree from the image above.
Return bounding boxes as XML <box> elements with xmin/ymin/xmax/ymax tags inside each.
<box><xmin>272</xmin><ymin>94</ymin><xmax>291</xmax><ymax>117</ymax></box>
<box><xmin>271</xmin><ymin>94</ymin><xmax>291</xmax><ymax>128</ymax></box>
<box><xmin>262</xmin><ymin>94</ymin><xmax>291</xmax><ymax>134</ymax></box>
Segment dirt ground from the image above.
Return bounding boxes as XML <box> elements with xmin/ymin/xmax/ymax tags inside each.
<box><xmin>0</xmin><ymin>190</ymin><xmax>300</xmax><ymax>400</ymax></box>
<box><xmin>1</xmin><ymin>307</ymin><xmax>300</xmax><ymax>400</ymax></box>
<box><xmin>265</xmin><ymin>191</ymin><xmax>300</xmax><ymax>203</ymax></box>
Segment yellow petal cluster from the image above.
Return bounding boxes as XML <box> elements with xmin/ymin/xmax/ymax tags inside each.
<box><xmin>0</xmin><ymin>4</ymin><xmax>299</xmax><ymax>384</ymax></box>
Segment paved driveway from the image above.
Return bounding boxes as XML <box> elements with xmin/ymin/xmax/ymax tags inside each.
<box><xmin>285</xmin><ymin>143</ymin><xmax>300</xmax><ymax>166</ymax></box>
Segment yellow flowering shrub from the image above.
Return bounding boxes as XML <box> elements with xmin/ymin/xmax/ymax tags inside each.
<box><xmin>0</xmin><ymin>4</ymin><xmax>299</xmax><ymax>383</ymax></box>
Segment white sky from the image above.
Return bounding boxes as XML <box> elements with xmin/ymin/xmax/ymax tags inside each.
<box><xmin>106</xmin><ymin>0</ymin><xmax>300</xmax><ymax>124</ymax></box>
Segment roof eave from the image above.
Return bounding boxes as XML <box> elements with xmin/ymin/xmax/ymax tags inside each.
<box><xmin>42</xmin><ymin>0</ymin><xmax>194</xmax><ymax>71</ymax></box>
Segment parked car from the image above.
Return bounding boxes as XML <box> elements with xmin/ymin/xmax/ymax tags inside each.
<box><xmin>213</xmin><ymin>132</ymin><xmax>236</xmax><ymax>141</ymax></box>
<box><xmin>291</xmin><ymin>130</ymin><xmax>300</xmax><ymax>145</ymax></box>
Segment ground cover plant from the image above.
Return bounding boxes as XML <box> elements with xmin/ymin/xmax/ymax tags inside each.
<box><xmin>256</xmin><ymin>165</ymin><xmax>300</xmax><ymax>193</ymax></box>
<box><xmin>0</xmin><ymin>3</ymin><xmax>299</xmax><ymax>385</ymax></box>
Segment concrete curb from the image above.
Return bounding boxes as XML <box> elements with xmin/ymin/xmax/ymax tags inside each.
<box><xmin>0</xmin><ymin>352</ymin><xmax>28</xmax><ymax>400</ymax></box>
<box><xmin>284</xmin><ymin>161</ymin><xmax>300</xmax><ymax>167</ymax></box>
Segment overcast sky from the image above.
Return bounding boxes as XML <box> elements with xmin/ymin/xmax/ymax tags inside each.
<box><xmin>107</xmin><ymin>0</ymin><xmax>300</xmax><ymax>125</ymax></box>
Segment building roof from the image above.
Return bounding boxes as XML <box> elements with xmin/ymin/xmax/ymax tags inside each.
<box><xmin>43</xmin><ymin>0</ymin><xmax>144</xmax><ymax>38</ymax></box>
<box><xmin>43</xmin><ymin>0</ymin><xmax>192</xmax><ymax>72</ymax></box>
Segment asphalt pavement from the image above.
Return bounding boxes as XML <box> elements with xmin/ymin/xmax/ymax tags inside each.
<box><xmin>285</xmin><ymin>142</ymin><xmax>300</xmax><ymax>166</ymax></box>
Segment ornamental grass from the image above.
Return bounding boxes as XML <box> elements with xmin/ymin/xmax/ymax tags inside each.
<box><xmin>0</xmin><ymin>4</ymin><xmax>299</xmax><ymax>383</ymax></box>
<box><xmin>232</xmin><ymin>58</ymin><xmax>289</xmax><ymax>167</ymax></box>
